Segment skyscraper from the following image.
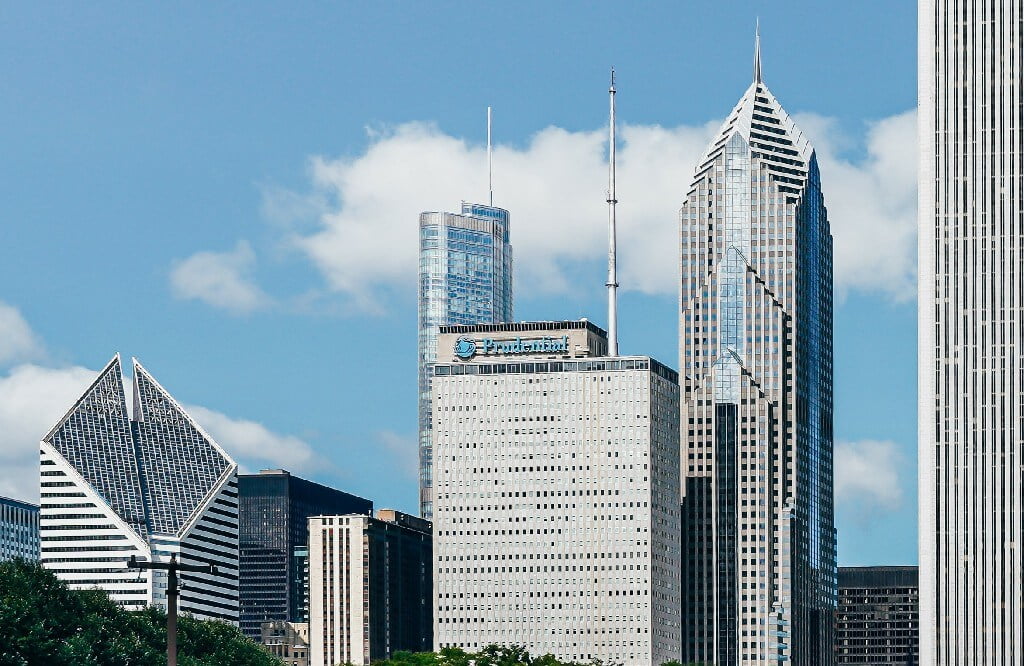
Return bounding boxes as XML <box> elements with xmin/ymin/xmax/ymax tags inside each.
<box><xmin>238</xmin><ymin>469</ymin><xmax>372</xmax><ymax>639</ymax></box>
<box><xmin>431</xmin><ymin>321</ymin><xmax>681</xmax><ymax>666</ymax></box>
<box><xmin>1</xmin><ymin>496</ymin><xmax>39</xmax><ymax>562</ymax></box>
<box><xmin>678</xmin><ymin>35</ymin><xmax>836</xmax><ymax>665</ymax></box>
<box><xmin>919</xmin><ymin>2</ymin><xmax>1023</xmax><ymax>663</ymax></box>
<box><xmin>39</xmin><ymin>355</ymin><xmax>239</xmax><ymax>622</ymax></box>
<box><xmin>309</xmin><ymin>510</ymin><xmax>432</xmax><ymax>666</ymax></box>
<box><xmin>418</xmin><ymin>202</ymin><xmax>513</xmax><ymax>518</ymax></box>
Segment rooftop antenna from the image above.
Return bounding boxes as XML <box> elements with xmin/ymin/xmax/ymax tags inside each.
<box><xmin>606</xmin><ymin>68</ymin><xmax>619</xmax><ymax>357</ymax></box>
<box><xmin>487</xmin><ymin>106</ymin><xmax>493</xmax><ymax>206</ymax></box>
<box><xmin>754</xmin><ymin>18</ymin><xmax>762</xmax><ymax>84</ymax></box>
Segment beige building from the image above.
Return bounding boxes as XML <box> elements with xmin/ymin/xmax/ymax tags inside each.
<box><xmin>261</xmin><ymin>621</ymin><xmax>308</xmax><ymax>666</ymax></box>
<box><xmin>309</xmin><ymin>510</ymin><xmax>432</xmax><ymax>666</ymax></box>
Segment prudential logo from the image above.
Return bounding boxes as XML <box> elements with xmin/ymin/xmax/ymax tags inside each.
<box><xmin>454</xmin><ymin>337</ymin><xmax>477</xmax><ymax>360</ymax></box>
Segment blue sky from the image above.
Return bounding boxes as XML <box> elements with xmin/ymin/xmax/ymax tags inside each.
<box><xmin>0</xmin><ymin>2</ymin><xmax>918</xmax><ymax>565</ymax></box>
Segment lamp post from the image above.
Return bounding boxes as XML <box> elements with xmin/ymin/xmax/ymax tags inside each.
<box><xmin>128</xmin><ymin>554</ymin><xmax>215</xmax><ymax>666</ymax></box>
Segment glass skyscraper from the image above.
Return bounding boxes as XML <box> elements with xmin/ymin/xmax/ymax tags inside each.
<box><xmin>39</xmin><ymin>355</ymin><xmax>239</xmax><ymax>622</ymax></box>
<box><xmin>919</xmin><ymin>2</ymin><xmax>1023</xmax><ymax>663</ymax></box>
<box><xmin>1</xmin><ymin>496</ymin><xmax>38</xmax><ymax>562</ymax></box>
<box><xmin>238</xmin><ymin>469</ymin><xmax>372</xmax><ymax>639</ymax></box>
<box><xmin>418</xmin><ymin>202</ymin><xmax>512</xmax><ymax>518</ymax></box>
<box><xmin>678</xmin><ymin>42</ymin><xmax>836</xmax><ymax>665</ymax></box>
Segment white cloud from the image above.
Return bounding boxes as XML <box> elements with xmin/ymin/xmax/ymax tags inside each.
<box><xmin>835</xmin><ymin>439</ymin><xmax>905</xmax><ymax>510</ymax></box>
<box><xmin>0</xmin><ymin>364</ymin><xmax>97</xmax><ymax>501</ymax></box>
<box><xmin>797</xmin><ymin>110</ymin><xmax>918</xmax><ymax>300</ymax></box>
<box><xmin>170</xmin><ymin>241</ymin><xmax>270</xmax><ymax>314</ymax></box>
<box><xmin>186</xmin><ymin>404</ymin><xmax>319</xmax><ymax>474</ymax></box>
<box><xmin>0</xmin><ymin>302</ymin><xmax>44</xmax><ymax>365</ymax></box>
<box><xmin>274</xmin><ymin>110</ymin><xmax>917</xmax><ymax>307</ymax></box>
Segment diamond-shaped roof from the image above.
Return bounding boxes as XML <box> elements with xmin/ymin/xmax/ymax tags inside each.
<box><xmin>42</xmin><ymin>355</ymin><xmax>234</xmax><ymax>540</ymax></box>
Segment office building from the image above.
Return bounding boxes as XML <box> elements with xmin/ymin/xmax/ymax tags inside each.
<box><xmin>678</xmin><ymin>36</ymin><xmax>836</xmax><ymax>665</ymax></box>
<box><xmin>38</xmin><ymin>354</ymin><xmax>239</xmax><ymax>622</ymax></box>
<box><xmin>418</xmin><ymin>202</ymin><xmax>513</xmax><ymax>518</ymax></box>
<box><xmin>1</xmin><ymin>496</ymin><xmax>39</xmax><ymax>562</ymax></box>
<box><xmin>919</xmin><ymin>2</ymin><xmax>1023</xmax><ymax>663</ymax></box>
<box><xmin>835</xmin><ymin>566</ymin><xmax>918</xmax><ymax>665</ymax></box>
<box><xmin>431</xmin><ymin>321</ymin><xmax>681</xmax><ymax>666</ymax></box>
<box><xmin>261</xmin><ymin>621</ymin><xmax>309</xmax><ymax>666</ymax></box>
<box><xmin>309</xmin><ymin>510</ymin><xmax>432</xmax><ymax>666</ymax></box>
<box><xmin>238</xmin><ymin>469</ymin><xmax>372</xmax><ymax>639</ymax></box>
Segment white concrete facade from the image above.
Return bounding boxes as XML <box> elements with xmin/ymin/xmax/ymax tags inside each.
<box><xmin>431</xmin><ymin>322</ymin><xmax>680</xmax><ymax>666</ymax></box>
<box><xmin>919</xmin><ymin>2</ymin><xmax>1023</xmax><ymax>664</ymax></box>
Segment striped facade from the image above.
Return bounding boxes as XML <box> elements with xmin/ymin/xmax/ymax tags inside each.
<box><xmin>919</xmin><ymin>1</ymin><xmax>1024</xmax><ymax>664</ymax></box>
<box><xmin>39</xmin><ymin>355</ymin><xmax>239</xmax><ymax>622</ymax></box>
<box><xmin>0</xmin><ymin>495</ymin><xmax>39</xmax><ymax>562</ymax></box>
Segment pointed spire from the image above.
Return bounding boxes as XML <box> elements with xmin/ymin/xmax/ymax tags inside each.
<box><xmin>753</xmin><ymin>19</ymin><xmax>762</xmax><ymax>84</ymax></box>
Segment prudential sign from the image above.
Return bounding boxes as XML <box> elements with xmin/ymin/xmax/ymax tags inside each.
<box><xmin>453</xmin><ymin>335</ymin><xmax>569</xmax><ymax>360</ymax></box>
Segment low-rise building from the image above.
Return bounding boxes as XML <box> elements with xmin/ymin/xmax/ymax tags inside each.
<box><xmin>835</xmin><ymin>566</ymin><xmax>918</xmax><ymax>665</ymax></box>
<box><xmin>261</xmin><ymin>621</ymin><xmax>309</xmax><ymax>666</ymax></box>
<box><xmin>1</xmin><ymin>495</ymin><xmax>39</xmax><ymax>562</ymax></box>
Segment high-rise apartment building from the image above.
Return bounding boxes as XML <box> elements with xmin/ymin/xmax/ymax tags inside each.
<box><xmin>308</xmin><ymin>510</ymin><xmax>432</xmax><ymax>666</ymax></box>
<box><xmin>238</xmin><ymin>469</ymin><xmax>372</xmax><ymax>639</ymax></box>
<box><xmin>678</xmin><ymin>40</ymin><xmax>836</xmax><ymax>665</ymax></box>
<box><xmin>418</xmin><ymin>202</ymin><xmax>513</xmax><ymax>518</ymax></box>
<box><xmin>1</xmin><ymin>496</ymin><xmax>39</xmax><ymax>562</ymax></box>
<box><xmin>835</xmin><ymin>566</ymin><xmax>919</xmax><ymax>665</ymax></box>
<box><xmin>431</xmin><ymin>321</ymin><xmax>681</xmax><ymax>666</ymax></box>
<box><xmin>38</xmin><ymin>355</ymin><xmax>239</xmax><ymax>622</ymax></box>
<box><xmin>919</xmin><ymin>2</ymin><xmax>1023</xmax><ymax>663</ymax></box>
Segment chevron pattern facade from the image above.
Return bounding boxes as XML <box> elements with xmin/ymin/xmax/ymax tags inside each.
<box><xmin>39</xmin><ymin>355</ymin><xmax>239</xmax><ymax>622</ymax></box>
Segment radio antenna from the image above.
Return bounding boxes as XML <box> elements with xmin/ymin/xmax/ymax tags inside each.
<box><xmin>487</xmin><ymin>106</ymin><xmax>493</xmax><ymax>206</ymax></box>
<box><xmin>606</xmin><ymin>68</ymin><xmax>619</xmax><ymax>356</ymax></box>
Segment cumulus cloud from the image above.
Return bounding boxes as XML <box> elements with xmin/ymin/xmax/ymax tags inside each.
<box><xmin>835</xmin><ymin>439</ymin><xmax>905</xmax><ymax>510</ymax></box>
<box><xmin>0</xmin><ymin>302</ymin><xmax>44</xmax><ymax>365</ymax></box>
<box><xmin>0</xmin><ymin>364</ymin><xmax>97</xmax><ymax>501</ymax></box>
<box><xmin>797</xmin><ymin>110</ymin><xmax>918</xmax><ymax>300</ymax></box>
<box><xmin>170</xmin><ymin>241</ymin><xmax>270</xmax><ymax>314</ymax></box>
<box><xmin>186</xmin><ymin>404</ymin><xmax>319</xmax><ymax>474</ymax></box>
<box><xmin>268</xmin><ymin>109</ymin><xmax>916</xmax><ymax>308</ymax></box>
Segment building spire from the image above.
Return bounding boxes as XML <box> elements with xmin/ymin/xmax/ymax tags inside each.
<box><xmin>606</xmin><ymin>67</ymin><xmax>619</xmax><ymax>357</ymax></box>
<box><xmin>754</xmin><ymin>19</ymin><xmax>762</xmax><ymax>84</ymax></box>
<box><xmin>487</xmin><ymin>106</ymin><xmax>493</xmax><ymax>206</ymax></box>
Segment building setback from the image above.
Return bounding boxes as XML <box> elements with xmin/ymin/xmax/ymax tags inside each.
<box><xmin>418</xmin><ymin>203</ymin><xmax>513</xmax><ymax>518</ymax></box>
<box><xmin>309</xmin><ymin>510</ymin><xmax>432</xmax><ymax>666</ymax></box>
<box><xmin>678</xmin><ymin>36</ymin><xmax>836</xmax><ymax>665</ymax></box>
<box><xmin>431</xmin><ymin>321</ymin><xmax>680</xmax><ymax>666</ymax></box>
<box><xmin>1</xmin><ymin>496</ymin><xmax>39</xmax><ymax>562</ymax></box>
<box><xmin>918</xmin><ymin>2</ymin><xmax>1023</xmax><ymax>664</ymax></box>
<box><xmin>835</xmin><ymin>566</ymin><xmax>918</xmax><ymax>665</ymax></box>
<box><xmin>238</xmin><ymin>469</ymin><xmax>372</xmax><ymax>639</ymax></box>
<box><xmin>38</xmin><ymin>355</ymin><xmax>239</xmax><ymax>622</ymax></box>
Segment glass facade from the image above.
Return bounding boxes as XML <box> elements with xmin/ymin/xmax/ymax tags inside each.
<box><xmin>238</xmin><ymin>470</ymin><xmax>372</xmax><ymax>639</ymax></box>
<box><xmin>418</xmin><ymin>202</ymin><xmax>512</xmax><ymax>518</ymax></box>
<box><xmin>835</xmin><ymin>566</ymin><xmax>919</xmax><ymax>665</ymax></box>
<box><xmin>679</xmin><ymin>67</ymin><xmax>836</xmax><ymax>665</ymax></box>
<box><xmin>0</xmin><ymin>496</ymin><xmax>39</xmax><ymax>562</ymax></box>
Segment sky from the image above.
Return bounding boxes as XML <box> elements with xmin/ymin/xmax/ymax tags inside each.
<box><xmin>0</xmin><ymin>2</ymin><xmax>918</xmax><ymax>566</ymax></box>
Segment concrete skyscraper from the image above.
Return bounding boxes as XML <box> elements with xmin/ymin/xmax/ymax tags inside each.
<box><xmin>39</xmin><ymin>355</ymin><xmax>239</xmax><ymax>622</ymax></box>
<box><xmin>431</xmin><ymin>322</ymin><xmax>681</xmax><ymax>666</ymax></box>
<box><xmin>919</xmin><ymin>2</ymin><xmax>1023</xmax><ymax>663</ymax></box>
<box><xmin>678</xmin><ymin>36</ymin><xmax>836</xmax><ymax>665</ymax></box>
<box><xmin>418</xmin><ymin>202</ymin><xmax>513</xmax><ymax>518</ymax></box>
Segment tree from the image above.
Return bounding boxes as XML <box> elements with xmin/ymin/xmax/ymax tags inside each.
<box><xmin>0</xmin><ymin>559</ymin><xmax>282</xmax><ymax>666</ymax></box>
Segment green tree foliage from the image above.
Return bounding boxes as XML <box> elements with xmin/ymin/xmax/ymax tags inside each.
<box><xmin>0</xmin><ymin>559</ymin><xmax>283</xmax><ymax>666</ymax></box>
<box><xmin>369</xmin><ymin>644</ymin><xmax>630</xmax><ymax>666</ymax></box>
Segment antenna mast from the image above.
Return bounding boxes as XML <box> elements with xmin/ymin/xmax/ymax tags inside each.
<box><xmin>606</xmin><ymin>69</ymin><xmax>619</xmax><ymax>356</ymax></box>
<box><xmin>487</xmin><ymin>106</ymin><xmax>493</xmax><ymax>206</ymax></box>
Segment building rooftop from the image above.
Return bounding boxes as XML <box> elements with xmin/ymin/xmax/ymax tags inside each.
<box><xmin>440</xmin><ymin>319</ymin><xmax>607</xmax><ymax>338</ymax></box>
